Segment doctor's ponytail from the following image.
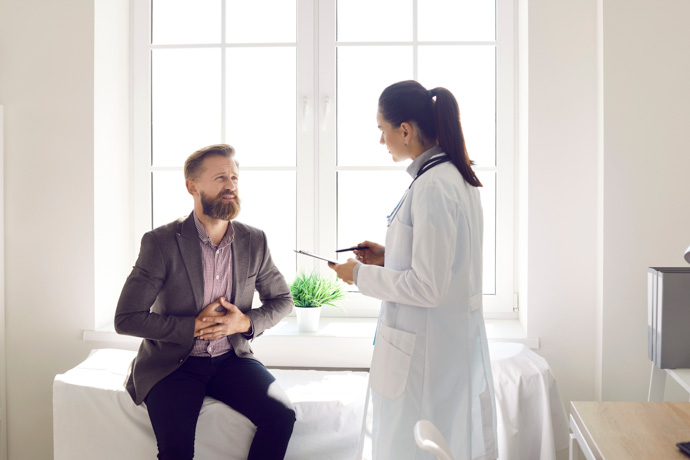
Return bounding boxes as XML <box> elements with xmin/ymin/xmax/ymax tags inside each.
<box><xmin>379</xmin><ymin>81</ymin><xmax>482</xmax><ymax>188</ymax></box>
<box><xmin>429</xmin><ymin>87</ymin><xmax>482</xmax><ymax>187</ymax></box>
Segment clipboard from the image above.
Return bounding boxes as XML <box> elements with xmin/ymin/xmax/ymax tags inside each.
<box><xmin>294</xmin><ymin>249</ymin><xmax>339</xmax><ymax>264</ymax></box>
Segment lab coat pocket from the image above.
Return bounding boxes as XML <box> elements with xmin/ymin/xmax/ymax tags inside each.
<box><xmin>385</xmin><ymin>221</ymin><xmax>413</xmax><ymax>270</ymax></box>
<box><xmin>369</xmin><ymin>323</ymin><xmax>416</xmax><ymax>399</ymax></box>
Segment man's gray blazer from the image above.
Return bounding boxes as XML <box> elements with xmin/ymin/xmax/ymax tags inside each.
<box><xmin>115</xmin><ymin>212</ymin><xmax>293</xmax><ymax>405</ymax></box>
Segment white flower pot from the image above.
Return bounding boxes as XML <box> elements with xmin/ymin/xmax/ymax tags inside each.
<box><xmin>295</xmin><ymin>306</ymin><xmax>321</xmax><ymax>332</ymax></box>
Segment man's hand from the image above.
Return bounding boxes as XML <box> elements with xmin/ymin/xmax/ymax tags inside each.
<box><xmin>194</xmin><ymin>298</ymin><xmax>228</xmax><ymax>338</ymax></box>
<box><xmin>197</xmin><ymin>297</ymin><xmax>251</xmax><ymax>340</ymax></box>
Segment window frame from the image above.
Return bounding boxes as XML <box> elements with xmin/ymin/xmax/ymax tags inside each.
<box><xmin>130</xmin><ymin>0</ymin><xmax>517</xmax><ymax>319</ymax></box>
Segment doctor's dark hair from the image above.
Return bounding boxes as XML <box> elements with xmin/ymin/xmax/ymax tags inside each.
<box><xmin>378</xmin><ymin>80</ymin><xmax>482</xmax><ymax>187</ymax></box>
<box><xmin>184</xmin><ymin>144</ymin><xmax>238</xmax><ymax>180</ymax></box>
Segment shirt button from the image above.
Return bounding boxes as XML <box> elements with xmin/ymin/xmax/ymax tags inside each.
<box><xmin>216</xmin><ymin>250</ymin><xmax>220</xmax><ymax>255</ymax></box>
<box><xmin>207</xmin><ymin>346</ymin><xmax>212</xmax><ymax>353</ymax></box>
<box><xmin>216</xmin><ymin>275</ymin><xmax>219</xmax><ymax>280</ymax></box>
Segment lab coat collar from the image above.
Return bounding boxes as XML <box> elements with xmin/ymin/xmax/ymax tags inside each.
<box><xmin>406</xmin><ymin>144</ymin><xmax>444</xmax><ymax>178</ymax></box>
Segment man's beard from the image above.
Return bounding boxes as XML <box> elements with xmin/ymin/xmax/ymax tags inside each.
<box><xmin>200</xmin><ymin>190</ymin><xmax>241</xmax><ymax>221</ymax></box>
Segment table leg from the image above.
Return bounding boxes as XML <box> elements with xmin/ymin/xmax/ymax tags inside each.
<box><xmin>569</xmin><ymin>433</ymin><xmax>579</xmax><ymax>460</ymax></box>
<box><xmin>648</xmin><ymin>362</ymin><xmax>667</xmax><ymax>402</ymax></box>
<box><xmin>569</xmin><ymin>414</ymin><xmax>596</xmax><ymax>460</ymax></box>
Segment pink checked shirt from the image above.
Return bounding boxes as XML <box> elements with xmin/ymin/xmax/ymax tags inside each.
<box><xmin>189</xmin><ymin>212</ymin><xmax>235</xmax><ymax>357</ymax></box>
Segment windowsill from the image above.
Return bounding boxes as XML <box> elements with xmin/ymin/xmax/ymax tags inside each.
<box><xmin>261</xmin><ymin>317</ymin><xmax>377</xmax><ymax>338</ymax></box>
<box><xmin>485</xmin><ymin>319</ymin><xmax>538</xmax><ymax>348</ymax></box>
<box><xmin>84</xmin><ymin>317</ymin><xmax>537</xmax><ymax>368</ymax></box>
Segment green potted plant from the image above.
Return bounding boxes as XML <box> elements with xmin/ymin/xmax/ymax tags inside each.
<box><xmin>289</xmin><ymin>272</ymin><xmax>345</xmax><ymax>332</ymax></box>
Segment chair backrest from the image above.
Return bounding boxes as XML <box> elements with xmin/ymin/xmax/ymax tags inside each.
<box><xmin>413</xmin><ymin>420</ymin><xmax>454</xmax><ymax>460</ymax></box>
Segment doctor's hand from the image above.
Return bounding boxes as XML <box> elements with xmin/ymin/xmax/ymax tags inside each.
<box><xmin>199</xmin><ymin>297</ymin><xmax>251</xmax><ymax>340</ymax></box>
<box><xmin>194</xmin><ymin>298</ymin><xmax>227</xmax><ymax>338</ymax></box>
<box><xmin>328</xmin><ymin>258</ymin><xmax>359</xmax><ymax>285</ymax></box>
<box><xmin>353</xmin><ymin>240</ymin><xmax>385</xmax><ymax>266</ymax></box>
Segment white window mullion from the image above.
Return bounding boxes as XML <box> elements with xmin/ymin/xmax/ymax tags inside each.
<box><xmin>131</xmin><ymin>0</ymin><xmax>153</xmax><ymax>259</ymax></box>
<box><xmin>412</xmin><ymin>0</ymin><xmax>418</xmax><ymax>80</ymax></box>
<box><xmin>220</xmin><ymin>0</ymin><xmax>226</xmax><ymax>144</ymax></box>
<box><xmin>486</xmin><ymin>0</ymin><xmax>517</xmax><ymax>317</ymax></box>
<box><xmin>121</xmin><ymin>0</ymin><xmax>517</xmax><ymax>324</ymax></box>
<box><xmin>296</xmin><ymin>0</ymin><xmax>317</xmax><ymax>274</ymax></box>
<box><xmin>317</xmin><ymin>0</ymin><xmax>337</xmax><ymax>275</ymax></box>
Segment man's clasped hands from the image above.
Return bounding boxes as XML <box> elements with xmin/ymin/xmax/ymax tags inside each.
<box><xmin>193</xmin><ymin>297</ymin><xmax>252</xmax><ymax>340</ymax></box>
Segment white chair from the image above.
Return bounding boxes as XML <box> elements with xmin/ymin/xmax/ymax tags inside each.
<box><xmin>414</xmin><ymin>420</ymin><xmax>454</xmax><ymax>460</ymax></box>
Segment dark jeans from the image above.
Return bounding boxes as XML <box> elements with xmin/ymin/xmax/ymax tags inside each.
<box><xmin>145</xmin><ymin>351</ymin><xmax>296</xmax><ymax>460</ymax></box>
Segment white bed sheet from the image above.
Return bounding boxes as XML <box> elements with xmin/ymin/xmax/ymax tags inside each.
<box><xmin>53</xmin><ymin>344</ymin><xmax>569</xmax><ymax>460</ymax></box>
<box><xmin>53</xmin><ymin>349</ymin><xmax>368</xmax><ymax>460</ymax></box>
<box><xmin>491</xmin><ymin>342</ymin><xmax>569</xmax><ymax>460</ymax></box>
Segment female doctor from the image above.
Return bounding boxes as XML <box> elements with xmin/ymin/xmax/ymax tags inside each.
<box><xmin>329</xmin><ymin>80</ymin><xmax>497</xmax><ymax>460</ymax></box>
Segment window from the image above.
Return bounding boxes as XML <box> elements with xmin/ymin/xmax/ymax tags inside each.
<box><xmin>131</xmin><ymin>0</ymin><xmax>516</xmax><ymax>318</ymax></box>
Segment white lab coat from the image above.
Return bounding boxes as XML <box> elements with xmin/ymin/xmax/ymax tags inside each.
<box><xmin>356</xmin><ymin>147</ymin><xmax>497</xmax><ymax>460</ymax></box>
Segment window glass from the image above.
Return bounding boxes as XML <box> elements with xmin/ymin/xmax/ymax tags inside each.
<box><xmin>418</xmin><ymin>0</ymin><xmax>495</xmax><ymax>42</ymax></box>
<box><xmin>226</xmin><ymin>0</ymin><xmax>296</xmax><ymax>43</ymax></box>
<box><xmin>152</xmin><ymin>0</ymin><xmax>221</xmax><ymax>45</ymax></box>
<box><xmin>152</xmin><ymin>171</ymin><xmax>194</xmax><ymax>228</ymax></box>
<box><xmin>418</xmin><ymin>45</ymin><xmax>496</xmax><ymax>167</ymax></box>
<box><xmin>152</xmin><ymin>49</ymin><xmax>222</xmax><ymax>167</ymax></box>
<box><xmin>337</xmin><ymin>0</ymin><xmax>413</xmax><ymax>42</ymax></box>
<box><xmin>134</xmin><ymin>0</ymin><xmax>514</xmax><ymax>318</ymax></box>
<box><xmin>337</xmin><ymin>46</ymin><xmax>413</xmax><ymax>167</ymax></box>
<box><xmin>226</xmin><ymin>47</ymin><xmax>296</xmax><ymax>167</ymax></box>
<box><xmin>236</xmin><ymin>170</ymin><xmax>297</xmax><ymax>281</ymax></box>
<box><xmin>337</xmin><ymin>170</ymin><xmax>412</xmax><ymax>257</ymax></box>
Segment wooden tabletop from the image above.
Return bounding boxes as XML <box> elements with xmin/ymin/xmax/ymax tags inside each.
<box><xmin>570</xmin><ymin>401</ymin><xmax>690</xmax><ymax>459</ymax></box>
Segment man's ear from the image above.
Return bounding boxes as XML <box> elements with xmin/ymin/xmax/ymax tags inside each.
<box><xmin>185</xmin><ymin>179</ymin><xmax>197</xmax><ymax>196</ymax></box>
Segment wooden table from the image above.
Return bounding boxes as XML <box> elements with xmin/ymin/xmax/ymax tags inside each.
<box><xmin>569</xmin><ymin>401</ymin><xmax>690</xmax><ymax>459</ymax></box>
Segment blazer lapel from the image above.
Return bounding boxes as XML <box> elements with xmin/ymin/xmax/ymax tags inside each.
<box><xmin>177</xmin><ymin>212</ymin><xmax>204</xmax><ymax>311</ymax></box>
<box><xmin>231</xmin><ymin>222</ymin><xmax>250</xmax><ymax>305</ymax></box>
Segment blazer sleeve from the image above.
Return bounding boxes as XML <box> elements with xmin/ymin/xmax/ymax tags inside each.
<box><xmin>243</xmin><ymin>231</ymin><xmax>293</xmax><ymax>339</ymax></box>
<box><xmin>114</xmin><ymin>231</ymin><xmax>196</xmax><ymax>346</ymax></box>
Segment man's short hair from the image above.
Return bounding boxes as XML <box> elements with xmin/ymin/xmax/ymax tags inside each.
<box><xmin>184</xmin><ymin>144</ymin><xmax>237</xmax><ymax>180</ymax></box>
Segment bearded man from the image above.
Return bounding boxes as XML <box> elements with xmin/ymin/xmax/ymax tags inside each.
<box><xmin>115</xmin><ymin>144</ymin><xmax>295</xmax><ymax>460</ymax></box>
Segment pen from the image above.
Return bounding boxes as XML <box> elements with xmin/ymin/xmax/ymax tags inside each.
<box><xmin>335</xmin><ymin>245</ymin><xmax>370</xmax><ymax>253</ymax></box>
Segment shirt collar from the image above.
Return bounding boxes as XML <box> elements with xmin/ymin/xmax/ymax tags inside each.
<box><xmin>193</xmin><ymin>212</ymin><xmax>234</xmax><ymax>249</ymax></box>
<box><xmin>406</xmin><ymin>144</ymin><xmax>444</xmax><ymax>178</ymax></box>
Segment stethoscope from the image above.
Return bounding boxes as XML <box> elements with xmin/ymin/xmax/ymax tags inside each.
<box><xmin>386</xmin><ymin>154</ymin><xmax>451</xmax><ymax>227</ymax></box>
<box><xmin>369</xmin><ymin>153</ymin><xmax>451</xmax><ymax>347</ymax></box>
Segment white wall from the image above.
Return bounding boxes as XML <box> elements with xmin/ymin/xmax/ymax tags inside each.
<box><xmin>522</xmin><ymin>0</ymin><xmax>690</xmax><ymax>406</ymax></box>
<box><xmin>94</xmin><ymin>0</ymin><xmax>132</xmax><ymax>331</ymax></box>
<box><xmin>521</xmin><ymin>0</ymin><xmax>600</xmax><ymax>404</ymax></box>
<box><xmin>1</xmin><ymin>0</ymin><xmax>690</xmax><ymax>457</ymax></box>
<box><xmin>523</xmin><ymin>0</ymin><xmax>690</xmax><ymax>407</ymax></box>
<box><xmin>600</xmin><ymin>0</ymin><xmax>690</xmax><ymax>400</ymax></box>
<box><xmin>0</xmin><ymin>1</ymin><xmax>111</xmax><ymax>458</ymax></box>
